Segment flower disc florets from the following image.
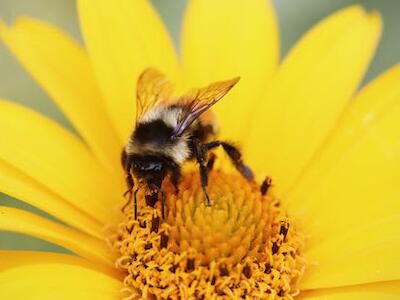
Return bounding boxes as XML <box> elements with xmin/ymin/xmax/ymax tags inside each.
<box><xmin>112</xmin><ymin>171</ymin><xmax>306</xmax><ymax>299</ymax></box>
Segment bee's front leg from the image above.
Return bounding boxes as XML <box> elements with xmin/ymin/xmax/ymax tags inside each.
<box><xmin>170</xmin><ymin>166</ymin><xmax>181</xmax><ymax>194</ymax></box>
<box><xmin>192</xmin><ymin>138</ymin><xmax>212</xmax><ymax>206</ymax></box>
<box><xmin>121</xmin><ymin>172</ymin><xmax>134</xmax><ymax>213</ymax></box>
<box><xmin>123</xmin><ymin>173</ymin><xmax>134</xmax><ymax>197</ymax></box>
<box><xmin>121</xmin><ymin>148</ymin><xmax>136</xmax><ymax>213</ymax></box>
<box><xmin>133</xmin><ymin>188</ymin><xmax>139</xmax><ymax>220</ymax></box>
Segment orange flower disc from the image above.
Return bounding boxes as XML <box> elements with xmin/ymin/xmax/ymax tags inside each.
<box><xmin>113</xmin><ymin>172</ymin><xmax>306</xmax><ymax>299</ymax></box>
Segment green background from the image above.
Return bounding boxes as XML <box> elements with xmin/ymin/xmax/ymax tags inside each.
<box><xmin>0</xmin><ymin>0</ymin><xmax>399</xmax><ymax>252</ymax></box>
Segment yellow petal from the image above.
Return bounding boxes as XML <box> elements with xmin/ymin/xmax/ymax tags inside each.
<box><xmin>0</xmin><ymin>250</ymin><xmax>120</xmax><ymax>278</ymax></box>
<box><xmin>0</xmin><ymin>160</ymin><xmax>103</xmax><ymax>239</ymax></box>
<box><xmin>288</xmin><ymin>64</ymin><xmax>400</xmax><ymax>240</ymax></box>
<box><xmin>182</xmin><ymin>0</ymin><xmax>279</xmax><ymax>140</ymax></box>
<box><xmin>0</xmin><ymin>100</ymin><xmax>124</xmax><ymax>225</ymax></box>
<box><xmin>77</xmin><ymin>0</ymin><xmax>178</xmax><ymax>141</ymax></box>
<box><xmin>246</xmin><ymin>6</ymin><xmax>382</xmax><ymax>195</ymax></box>
<box><xmin>0</xmin><ymin>206</ymin><xmax>115</xmax><ymax>267</ymax></box>
<box><xmin>286</xmin><ymin>65</ymin><xmax>400</xmax><ymax>288</ymax></box>
<box><xmin>301</xmin><ymin>281</ymin><xmax>400</xmax><ymax>300</ymax></box>
<box><xmin>0</xmin><ymin>18</ymin><xmax>123</xmax><ymax>175</ymax></box>
<box><xmin>301</xmin><ymin>216</ymin><xmax>400</xmax><ymax>289</ymax></box>
<box><xmin>0</xmin><ymin>263</ymin><xmax>121</xmax><ymax>300</ymax></box>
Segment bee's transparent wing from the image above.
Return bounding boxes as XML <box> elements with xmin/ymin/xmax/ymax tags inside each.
<box><xmin>172</xmin><ymin>77</ymin><xmax>240</xmax><ymax>139</ymax></box>
<box><xmin>135</xmin><ymin>68</ymin><xmax>174</xmax><ymax>125</ymax></box>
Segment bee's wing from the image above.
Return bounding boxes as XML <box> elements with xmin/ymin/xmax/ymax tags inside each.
<box><xmin>171</xmin><ymin>77</ymin><xmax>240</xmax><ymax>139</ymax></box>
<box><xmin>135</xmin><ymin>68</ymin><xmax>174</xmax><ymax>124</ymax></box>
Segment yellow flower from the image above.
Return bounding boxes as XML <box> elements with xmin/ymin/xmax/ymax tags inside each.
<box><xmin>0</xmin><ymin>0</ymin><xmax>399</xmax><ymax>299</ymax></box>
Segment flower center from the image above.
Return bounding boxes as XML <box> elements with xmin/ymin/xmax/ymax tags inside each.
<box><xmin>112</xmin><ymin>171</ymin><xmax>306</xmax><ymax>299</ymax></box>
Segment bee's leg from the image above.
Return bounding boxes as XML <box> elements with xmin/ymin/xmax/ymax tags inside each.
<box><xmin>204</xmin><ymin>141</ymin><xmax>254</xmax><ymax>181</ymax></box>
<box><xmin>193</xmin><ymin>139</ymin><xmax>212</xmax><ymax>206</ymax></box>
<box><xmin>207</xmin><ymin>153</ymin><xmax>217</xmax><ymax>172</ymax></box>
<box><xmin>123</xmin><ymin>173</ymin><xmax>134</xmax><ymax>197</ymax></box>
<box><xmin>200</xmin><ymin>164</ymin><xmax>212</xmax><ymax>206</ymax></box>
<box><xmin>170</xmin><ymin>166</ymin><xmax>181</xmax><ymax>194</ymax></box>
<box><xmin>121</xmin><ymin>195</ymin><xmax>131</xmax><ymax>213</ymax></box>
<box><xmin>121</xmin><ymin>148</ymin><xmax>135</xmax><ymax>212</ymax></box>
<box><xmin>121</xmin><ymin>172</ymin><xmax>134</xmax><ymax>213</ymax></box>
<box><xmin>133</xmin><ymin>187</ymin><xmax>139</xmax><ymax>220</ymax></box>
<box><xmin>160</xmin><ymin>188</ymin><xmax>165</xmax><ymax>219</ymax></box>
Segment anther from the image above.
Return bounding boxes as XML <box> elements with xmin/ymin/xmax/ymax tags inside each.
<box><xmin>160</xmin><ymin>233</ymin><xmax>168</xmax><ymax>249</ymax></box>
<box><xmin>272</xmin><ymin>241</ymin><xmax>279</xmax><ymax>255</ymax></box>
<box><xmin>243</xmin><ymin>264</ymin><xmax>252</xmax><ymax>278</ymax></box>
<box><xmin>260</xmin><ymin>176</ymin><xmax>272</xmax><ymax>195</ymax></box>
<box><xmin>151</xmin><ymin>216</ymin><xmax>160</xmax><ymax>233</ymax></box>
<box><xmin>264</xmin><ymin>263</ymin><xmax>272</xmax><ymax>274</ymax></box>
<box><xmin>139</xmin><ymin>220</ymin><xmax>147</xmax><ymax>228</ymax></box>
<box><xmin>169</xmin><ymin>264</ymin><xmax>178</xmax><ymax>273</ymax></box>
<box><xmin>186</xmin><ymin>258</ymin><xmax>195</xmax><ymax>272</ymax></box>
<box><xmin>279</xmin><ymin>220</ymin><xmax>289</xmax><ymax>239</ymax></box>
<box><xmin>219</xmin><ymin>264</ymin><xmax>229</xmax><ymax>276</ymax></box>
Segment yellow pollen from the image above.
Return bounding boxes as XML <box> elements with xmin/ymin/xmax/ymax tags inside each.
<box><xmin>112</xmin><ymin>171</ymin><xmax>306</xmax><ymax>299</ymax></box>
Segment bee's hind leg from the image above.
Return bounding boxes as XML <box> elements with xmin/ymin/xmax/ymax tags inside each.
<box><xmin>204</xmin><ymin>140</ymin><xmax>254</xmax><ymax>181</ymax></box>
<box><xmin>207</xmin><ymin>153</ymin><xmax>217</xmax><ymax>172</ymax></box>
<box><xmin>193</xmin><ymin>139</ymin><xmax>212</xmax><ymax>206</ymax></box>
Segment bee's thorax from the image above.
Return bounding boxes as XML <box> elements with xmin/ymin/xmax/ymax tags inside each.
<box><xmin>126</xmin><ymin>104</ymin><xmax>217</xmax><ymax>165</ymax></box>
<box><xmin>126</xmin><ymin>105</ymin><xmax>191</xmax><ymax>164</ymax></box>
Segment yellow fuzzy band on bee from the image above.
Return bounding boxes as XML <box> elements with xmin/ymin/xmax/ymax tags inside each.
<box><xmin>111</xmin><ymin>172</ymin><xmax>306</xmax><ymax>299</ymax></box>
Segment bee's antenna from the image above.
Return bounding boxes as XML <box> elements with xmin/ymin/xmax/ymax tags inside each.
<box><xmin>134</xmin><ymin>188</ymin><xmax>139</xmax><ymax>220</ymax></box>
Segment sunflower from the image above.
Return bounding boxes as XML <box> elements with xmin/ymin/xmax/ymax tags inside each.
<box><xmin>1</xmin><ymin>0</ymin><xmax>399</xmax><ymax>299</ymax></box>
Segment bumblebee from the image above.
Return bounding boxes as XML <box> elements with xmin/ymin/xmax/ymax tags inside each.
<box><xmin>121</xmin><ymin>68</ymin><xmax>253</xmax><ymax>218</ymax></box>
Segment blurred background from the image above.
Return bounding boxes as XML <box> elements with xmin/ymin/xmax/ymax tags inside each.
<box><xmin>0</xmin><ymin>0</ymin><xmax>399</xmax><ymax>251</ymax></box>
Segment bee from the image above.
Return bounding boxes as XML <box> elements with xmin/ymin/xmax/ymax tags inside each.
<box><xmin>121</xmin><ymin>68</ymin><xmax>254</xmax><ymax>219</ymax></box>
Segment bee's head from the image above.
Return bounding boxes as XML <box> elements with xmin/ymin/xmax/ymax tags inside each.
<box><xmin>131</xmin><ymin>155</ymin><xmax>168</xmax><ymax>187</ymax></box>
